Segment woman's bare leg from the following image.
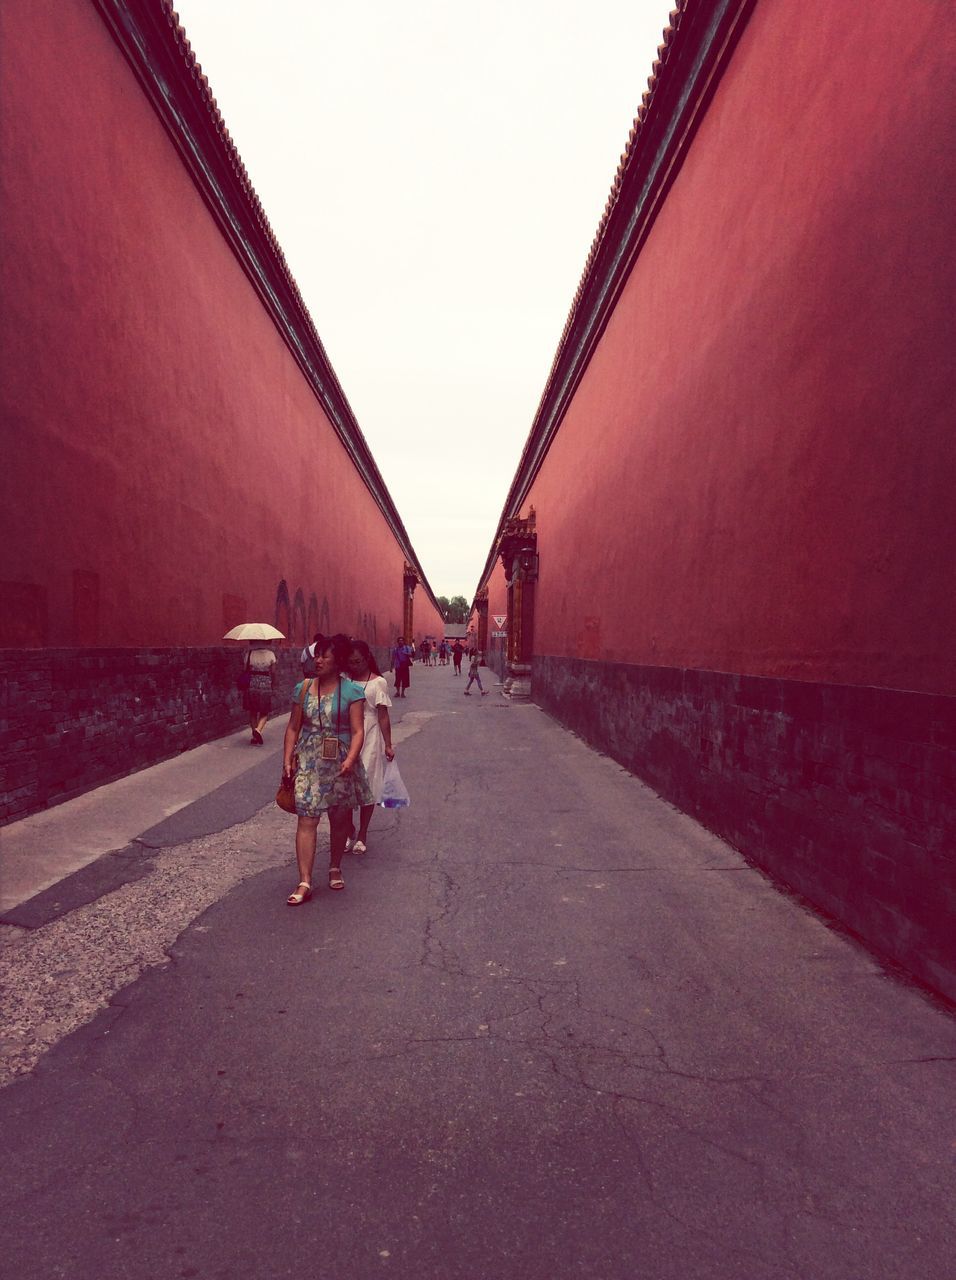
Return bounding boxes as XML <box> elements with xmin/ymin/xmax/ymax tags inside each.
<box><xmin>328</xmin><ymin>808</ymin><xmax>351</xmax><ymax>880</ymax></box>
<box><xmin>294</xmin><ymin>815</ymin><xmax>320</xmax><ymax>885</ymax></box>
<box><xmin>357</xmin><ymin>804</ymin><xmax>375</xmax><ymax>842</ymax></box>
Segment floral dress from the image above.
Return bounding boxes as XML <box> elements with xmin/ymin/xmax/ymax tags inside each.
<box><xmin>292</xmin><ymin>678</ymin><xmax>373</xmax><ymax>816</ymax></box>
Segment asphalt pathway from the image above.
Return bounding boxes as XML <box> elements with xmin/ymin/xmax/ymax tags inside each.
<box><xmin>1</xmin><ymin>660</ymin><xmax>954</xmax><ymax>1279</ymax></box>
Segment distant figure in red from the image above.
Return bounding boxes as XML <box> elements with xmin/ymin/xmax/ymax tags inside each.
<box><xmin>452</xmin><ymin>641</ymin><xmax>464</xmax><ymax>676</ymax></box>
<box><xmin>391</xmin><ymin>636</ymin><xmax>413</xmax><ymax>698</ymax></box>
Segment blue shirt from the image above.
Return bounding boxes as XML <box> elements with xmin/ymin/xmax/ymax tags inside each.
<box><xmin>292</xmin><ymin>677</ymin><xmax>367</xmax><ymax>744</ymax></box>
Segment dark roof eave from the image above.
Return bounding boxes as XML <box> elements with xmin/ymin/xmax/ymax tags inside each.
<box><xmin>474</xmin><ymin>0</ymin><xmax>757</xmax><ymax>595</ymax></box>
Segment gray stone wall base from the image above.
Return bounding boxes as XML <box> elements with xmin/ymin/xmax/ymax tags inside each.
<box><xmin>532</xmin><ymin>655</ymin><xmax>956</xmax><ymax>1005</ymax></box>
<box><xmin>504</xmin><ymin>663</ymin><xmax>533</xmax><ymax>701</ymax></box>
<box><xmin>0</xmin><ymin>647</ymin><xmax>305</xmax><ymax>825</ymax></box>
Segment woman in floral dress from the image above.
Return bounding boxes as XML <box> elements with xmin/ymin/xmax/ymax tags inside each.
<box><xmin>282</xmin><ymin>634</ymin><xmax>373</xmax><ymax>902</ymax></box>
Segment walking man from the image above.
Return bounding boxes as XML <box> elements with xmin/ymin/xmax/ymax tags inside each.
<box><xmin>391</xmin><ymin>636</ymin><xmax>413</xmax><ymax>698</ymax></box>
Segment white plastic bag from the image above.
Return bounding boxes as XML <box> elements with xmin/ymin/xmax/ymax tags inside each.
<box><xmin>380</xmin><ymin>758</ymin><xmax>410</xmax><ymax>808</ymax></box>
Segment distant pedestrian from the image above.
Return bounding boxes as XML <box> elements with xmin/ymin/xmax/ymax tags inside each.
<box><xmin>463</xmin><ymin>651</ymin><xmax>488</xmax><ymax>696</ymax></box>
<box><xmin>282</xmin><ymin>633</ymin><xmax>372</xmax><ymax>902</ymax></box>
<box><xmin>243</xmin><ymin>640</ymin><xmax>277</xmax><ymax>743</ymax></box>
<box><xmin>344</xmin><ymin>640</ymin><xmax>395</xmax><ymax>855</ymax></box>
<box><xmin>452</xmin><ymin>641</ymin><xmax>464</xmax><ymax>675</ymax></box>
<box><xmin>391</xmin><ymin>635</ymin><xmax>413</xmax><ymax>697</ymax></box>
<box><xmin>439</xmin><ymin>641</ymin><xmax>449</xmax><ymax>666</ymax></box>
<box><xmin>420</xmin><ymin>640</ymin><xmax>431</xmax><ymax>666</ymax></box>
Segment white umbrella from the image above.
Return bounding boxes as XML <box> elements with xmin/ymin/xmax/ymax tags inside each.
<box><xmin>223</xmin><ymin>622</ymin><xmax>286</xmax><ymax>641</ymax></box>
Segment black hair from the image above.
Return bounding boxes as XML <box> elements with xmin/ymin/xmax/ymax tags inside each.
<box><xmin>348</xmin><ymin>639</ymin><xmax>382</xmax><ymax>677</ymax></box>
<box><xmin>313</xmin><ymin>632</ymin><xmax>352</xmax><ymax>673</ymax></box>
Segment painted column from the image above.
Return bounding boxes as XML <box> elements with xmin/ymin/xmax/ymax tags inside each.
<box><xmin>498</xmin><ymin>510</ymin><xmax>538</xmax><ymax>700</ymax></box>
<box><xmin>475</xmin><ymin>586</ymin><xmax>489</xmax><ymax>655</ymax></box>
<box><xmin>403</xmin><ymin>562</ymin><xmax>418</xmax><ymax>643</ymax></box>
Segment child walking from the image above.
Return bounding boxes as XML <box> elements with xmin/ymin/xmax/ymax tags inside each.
<box><xmin>463</xmin><ymin>652</ymin><xmax>488</xmax><ymax>696</ymax></box>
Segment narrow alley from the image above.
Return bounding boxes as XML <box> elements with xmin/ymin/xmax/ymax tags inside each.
<box><xmin>1</xmin><ymin>666</ymin><xmax>954</xmax><ymax>1279</ymax></box>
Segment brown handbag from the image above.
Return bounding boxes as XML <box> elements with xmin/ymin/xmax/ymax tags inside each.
<box><xmin>276</xmin><ymin>678</ymin><xmax>311</xmax><ymax>813</ymax></box>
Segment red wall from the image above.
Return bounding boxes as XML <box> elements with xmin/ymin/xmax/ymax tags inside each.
<box><xmin>484</xmin><ymin>561</ymin><xmax>508</xmax><ymax>670</ymax></box>
<box><xmin>408</xmin><ymin>591</ymin><xmax>444</xmax><ymax>654</ymax></box>
<box><xmin>0</xmin><ymin>0</ymin><xmax>438</xmax><ymax>651</ymax></box>
<box><xmin>486</xmin><ymin>564</ymin><xmax>508</xmax><ymax>636</ymax></box>
<box><xmin>521</xmin><ymin>0</ymin><xmax>955</xmax><ymax>694</ymax></box>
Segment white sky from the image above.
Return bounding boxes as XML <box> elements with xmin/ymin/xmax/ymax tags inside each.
<box><xmin>172</xmin><ymin>1</ymin><xmax>674</xmax><ymax>599</ymax></box>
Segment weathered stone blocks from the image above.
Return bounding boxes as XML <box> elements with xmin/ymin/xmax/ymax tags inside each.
<box><xmin>0</xmin><ymin>647</ymin><xmax>304</xmax><ymax>825</ymax></box>
<box><xmin>533</xmin><ymin>655</ymin><xmax>956</xmax><ymax>1003</ymax></box>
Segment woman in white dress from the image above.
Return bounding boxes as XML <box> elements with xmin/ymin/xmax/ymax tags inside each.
<box><xmin>344</xmin><ymin>641</ymin><xmax>395</xmax><ymax>853</ymax></box>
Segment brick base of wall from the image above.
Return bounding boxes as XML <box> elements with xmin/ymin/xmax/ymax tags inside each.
<box><xmin>484</xmin><ymin>640</ymin><xmax>507</xmax><ymax>681</ymax></box>
<box><xmin>0</xmin><ymin>646</ymin><xmax>308</xmax><ymax>825</ymax></box>
<box><xmin>533</xmin><ymin>655</ymin><xmax>956</xmax><ymax>1004</ymax></box>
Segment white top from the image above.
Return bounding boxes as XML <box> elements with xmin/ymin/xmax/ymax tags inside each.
<box><xmin>357</xmin><ymin>674</ymin><xmax>392</xmax><ymax>803</ymax></box>
<box><xmin>247</xmin><ymin>647</ymin><xmax>277</xmax><ymax>672</ymax></box>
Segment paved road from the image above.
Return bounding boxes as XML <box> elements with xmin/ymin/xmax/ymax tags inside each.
<box><xmin>0</xmin><ymin>718</ymin><xmax>294</xmax><ymax>916</ymax></box>
<box><xmin>1</xmin><ymin>662</ymin><xmax>954</xmax><ymax>1278</ymax></box>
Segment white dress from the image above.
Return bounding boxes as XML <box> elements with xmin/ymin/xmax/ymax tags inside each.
<box><xmin>357</xmin><ymin>674</ymin><xmax>392</xmax><ymax>803</ymax></box>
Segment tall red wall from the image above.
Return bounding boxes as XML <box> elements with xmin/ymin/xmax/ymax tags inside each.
<box><xmin>522</xmin><ymin>0</ymin><xmax>955</xmax><ymax>695</ymax></box>
<box><xmin>484</xmin><ymin>561</ymin><xmax>509</xmax><ymax>676</ymax></box>
<box><xmin>0</xmin><ymin>0</ymin><xmax>436</xmax><ymax>651</ymax></box>
<box><xmin>495</xmin><ymin>0</ymin><xmax>955</xmax><ymax>1000</ymax></box>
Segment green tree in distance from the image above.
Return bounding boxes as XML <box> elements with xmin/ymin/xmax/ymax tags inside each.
<box><xmin>437</xmin><ymin>595</ymin><xmax>469</xmax><ymax>623</ymax></box>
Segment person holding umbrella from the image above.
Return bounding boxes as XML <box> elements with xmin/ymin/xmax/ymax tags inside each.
<box><xmin>224</xmin><ymin>622</ymin><xmax>284</xmax><ymax>744</ymax></box>
<box><xmin>242</xmin><ymin>640</ymin><xmax>277</xmax><ymax>743</ymax></box>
